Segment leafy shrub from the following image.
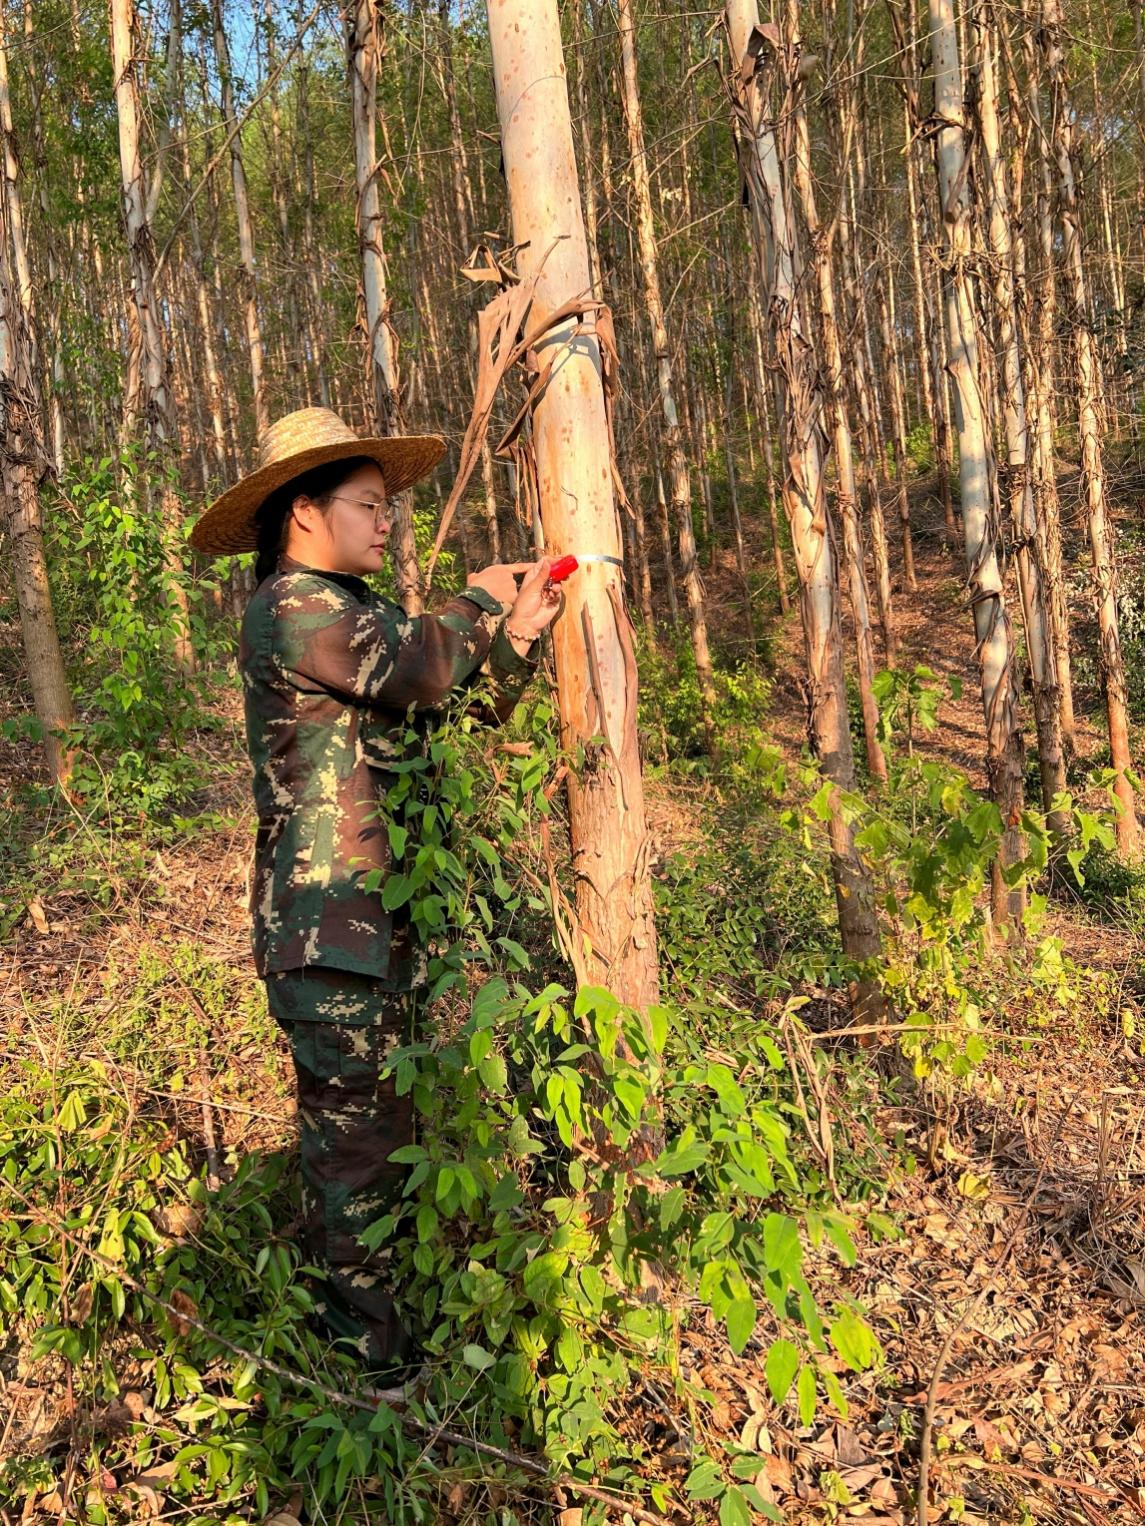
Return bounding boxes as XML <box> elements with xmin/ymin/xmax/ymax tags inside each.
<box><xmin>42</xmin><ymin>449</ymin><xmax>228</xmax><ymax>813</ymax></box>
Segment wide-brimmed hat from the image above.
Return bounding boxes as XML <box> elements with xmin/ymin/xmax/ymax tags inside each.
<box><xmin>189</xmin><ymin>407</ymin><xmax>446</xmax><ymax>555</ymax></box>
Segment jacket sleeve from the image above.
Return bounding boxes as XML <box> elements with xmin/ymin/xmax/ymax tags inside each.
<box><xmin>269</xmin><ymin>573</ymin><xmax>501</xmax><ymax>711</ymax></box>
<box><xmin>461</xmin><ymin>625</ymin><xmax>543</xmax><ymax>726</ymax></box>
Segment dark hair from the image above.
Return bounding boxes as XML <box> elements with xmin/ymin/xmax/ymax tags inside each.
<box><xmin>253</xmin><ymin>455</ymin><xmax>378</xmax><ymax>584</ymax></box>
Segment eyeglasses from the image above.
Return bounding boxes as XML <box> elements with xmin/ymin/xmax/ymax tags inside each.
<box><xmin>329</xmin><ymin>493</ymin><xmax>391</xmax><ymax>523</ymax></box>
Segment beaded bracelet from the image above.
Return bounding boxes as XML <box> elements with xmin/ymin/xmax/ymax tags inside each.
<box><xmin>504</xmin><ymin>623</ymin><xmax>540</xmax><ymax>645</ymax></box>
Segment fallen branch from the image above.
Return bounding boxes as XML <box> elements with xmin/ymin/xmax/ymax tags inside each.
<box><xmin>951</xmin><ymin>1455</ymin><xmax>1145</xmax><ymax>1517</ymax></box>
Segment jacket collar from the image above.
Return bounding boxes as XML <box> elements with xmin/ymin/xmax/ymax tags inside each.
<box><xmin>278</xmin><ymin>552</ymin><xmax>370</xmax><ymax>601</ymax></box>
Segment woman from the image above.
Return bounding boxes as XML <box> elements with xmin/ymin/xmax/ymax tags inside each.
<box><xmin>190</xmin><ymin>407</ymin><xmax>560</xmax><ymax>1372</ymax></box>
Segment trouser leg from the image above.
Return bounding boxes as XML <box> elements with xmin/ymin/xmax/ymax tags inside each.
<box><xmin>265</xmin><ymin>969</ymin><xmax>416</xmax><ymax>1367</ymax></box>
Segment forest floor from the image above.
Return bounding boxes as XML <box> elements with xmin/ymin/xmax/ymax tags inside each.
<box><xmin>5</xmin><ymin>476</ymin><xmax>1145</xmax><ymax>1523</ymax></box>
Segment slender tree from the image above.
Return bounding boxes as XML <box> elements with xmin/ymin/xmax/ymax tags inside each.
<box><xmin>724</xmin><ymin>0</ymin><xmax>885</xmax><ymax>1017</ymax></box>
<box><xmin>974</xmin><ymin>3</ymin><xmax>1066</xmax><ymax>831</ymax></box>
<box><xmin>486</xmin><ymin>0</ymin><xmax>660</xmax><ymax>1010</ymax></box>
<box><xmin>0</xmin><ymin>170</ymin><xmax>74</xmax><ymax>784</ymax></box>
<box><xmin>210</xmin><ymin>0</ymin><xmax>269</xmax><ymax>441</ymax></box>
<box><xmin>348</xmin><ymin>0</ymin><xmax>423</xmax><ymax>612</ymax></box>
<box><xmin>928</xmin><ymin>0</ymin><xmax>1026</xmax><ymax>922</ymax></box>
<box><xmin>791</xmin><ymin>48</ymin><xmax>885</xmax><ymax>782</ymax></box>
<box><xmin>110</xmin><ymin>0</ymin><xmax>193</xmax><ymax>672</ymax></box>
<box><xmin>1041</xmin><ymin>0</ymin><xmax>1139</xmax><ymax>852</ymax></box>
<box><xmin>616</xmin><ymin>0</ymin><xmax>716</xmax><ymax>741</ymax></box>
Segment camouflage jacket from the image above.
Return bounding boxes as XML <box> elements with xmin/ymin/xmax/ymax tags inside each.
<box><xmin>240</xmin><ymin>554</ymin><xmax>539</xmax><ymax>980</ymax></box>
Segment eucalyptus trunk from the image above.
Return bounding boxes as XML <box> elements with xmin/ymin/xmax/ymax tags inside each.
<box><xmin>928</xmin><ymin>0</ymin><xmax>1026</xmax><ymax>924</ymax></box>
<box><xmin>487</xmin><ymin>0</ymin><xmax>660</xmax><ymax>1011</ymax></box>
<box><xmin>725</xmin><ymin>0</ymin><xmax>885</xmax><ymax>1018</ymax></box>
<box><xmin>616</xmin><ymin>0</ymin><xmax>716</xmax><ymax>744</ymax></box>
<box><xmin>348</xmin><ymin>0</ymin><xmax>423</xmax><ymax>612</ymax></box>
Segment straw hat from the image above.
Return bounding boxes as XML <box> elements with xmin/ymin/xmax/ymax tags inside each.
<box><xmin>189</xmin><ymin>407</ymin><xmax>445</xmax><ymax>555</ymax></box>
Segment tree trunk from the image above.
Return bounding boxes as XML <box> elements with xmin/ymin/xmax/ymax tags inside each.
<box><xmin>725</xmin><ymin>0</ymin><xmax>885</xmax><ymax>1018</ymax></box>
<box><xmin>0</xmin><ymin>112</ymin><xmax>74</xmax><ymax>783</ymax></box>
<box><xmin>211</xmin><ymin>0</ymin><xmax>268</xmax><ymax>442</ymax></box>
<box><xmin>1042</xmin><ymin>0</ymin><xmax>1138</xmax><ymax>852</ymax></box>
<box><xmin>616</xmin><ymin>0</ymin><xmax>716</xmax><ymax>742</ymax></box>
<box><xmin>928</xmin><ymin>0</ymin><xmax>1026</xmax><ymax>924</ymax></box>
<box><xmin>1021</xmin><ymin>9</ymin><xmax>1075</xmax><ymax>754</ymax></box>
<box><xmin>347</xmin><ymin>0</ymin><xmax>423</xmax><ymax>613</ymax></box>
<box><xmin>110</xmin><ymin>0</ymin><xmax>193</xmax><ymax>672</ymax></box>
<box><xmin>837</xmin><ymin>177</ymin><xmax>896</xmax><ymax>665</ymax></box>
<box><xmin>975</xmin><ymin>4</ymin><xmax>1067</xmax><ymax>832</ymax></box>
<box><xmin>792</xmin><ymin>59</ymin><xmax>885</xmax><ymax>782</ymax></box>
<box><xmin>747</xmin><ymin>278</ymin><xmax>790</xmax><ymax>615</ymax></box>
<box><xmin>487</xmin><ymin>0</ymin><xmax>660</xmax><ymax>1011</ymax></box>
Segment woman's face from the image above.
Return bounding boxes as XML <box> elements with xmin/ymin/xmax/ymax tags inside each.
<box><xmin>288</xmin><ymin>462</ymin><xmax>392</xmax><ymax>577</ymax></box>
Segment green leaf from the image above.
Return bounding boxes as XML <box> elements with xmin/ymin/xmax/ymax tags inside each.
<box><xmin>821</xmin><ymin>1366</ymin><xmax>850</xmax><ymax>1419</ymax></box>
<box><xmin>763</xmin><ymin>1212</ymin><xmax>802</xmax><ymax>1285</ymax></box>
<box><xmin>656</xmin><ymin>1133</ymin><xmax>710</xmax><ymax>1177</ymax></box>
<box><xmin>725</xmin><ymin>1296</ymin><xmax>756</xmax><ymax>1356</ymax></box>
<box><xmin>822</xmin><ymin>1215</ymin><xmax>857</xmax><ymax>1267</ymax></box>
<box><xmin>489</xmin><ymin>1172</ymin><xmax>523</xmax><ymax>1212</ymax></box>
<box><xmin>58</xmin><ymin>1092</ymin><xmax>88</xmax><ymax>1133</ymax></box>
<box><xmin>684</xmin><ymin>1459</ymin><xmax>725</xmax><ymax>1501</ymax></box>
<box><xmin>381</xmin><ymin>873</ymin><xmax>411</xmax><ymax>911</ymax></box>
<box><xmin>797</xmin><ymin>1363</ymin><xmax>817</xmax><ymax>1427</ymax></box>
<box><xmin>719</xmin><ymin>1487</ymin><xmax>752</xmax><ymax>1526</ymax></box>
<box><xmin>648</xmin><ymin>1004</ymin><xmax>670</xmax><ymax>1054</ymax></box>
<box><xmin>659</xmin><ymin>1185</ymin><xmax>686</xmax><ymax>1231</ymax></box>
<box><xmin>764</xmin><ymin>1337</ymin><xmax>799</xmax><ymax>1403</ymax></box>
<box><xmin>829</xmin><ymin>1310</ymin><xmax>880</xmax><ymax>1372</ymax></box>
<box><xmin>579</xmin><ymin>1263</ymin><xmax>606</xmax><ymax>1314</ymax></box>
<box><xmin>462</xmin><ymin>1343</ymin><xmax>496</xmax><ymax>1371</ymax></box>
<box><xmin>435</xmin><ymin>1165</ymin><xmax>456</xmax><ymax>1203</ymax></box>
<box><xmin>472</xmin><ymin>976</ymin><xmax>509</xmax><ymax>1024</ymax></box>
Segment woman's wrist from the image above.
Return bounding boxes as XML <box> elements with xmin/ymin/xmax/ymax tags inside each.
<box><xmin>504</xmin><ymin>621</ymin><xmax>540</xmax><ymax>646</ymax></box>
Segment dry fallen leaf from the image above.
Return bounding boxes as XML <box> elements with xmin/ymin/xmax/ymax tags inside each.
<box><xmin>168</xmin><ymin>1289</ymin><xmax>198</xmax><ymax>1335</ymax></box>
<box><xmin>26</xmin><ymin>897</ymin><xmax>48</xmax><ymax>935</ymax></box>
<box><xmin>153</xmin><ymin>1203</ymin><xmax>203</xmax><ymax>1239</ymax></box>
<box><xmin>261</xmin><ymin>1489</ymin><xmax>303</xmax><ymax>1525</ymax></box>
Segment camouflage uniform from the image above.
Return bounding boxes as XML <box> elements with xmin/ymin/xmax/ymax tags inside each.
<box><xmin>241</xmin><ymin>553</ymin><xmax>538</xmax><ymax>1367</ymax></box>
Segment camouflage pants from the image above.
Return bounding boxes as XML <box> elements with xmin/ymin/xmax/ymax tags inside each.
<box><xmin>265</xmin><ymin>963</ymin><xmax>421</xmax><ymax>1370</ymax></box>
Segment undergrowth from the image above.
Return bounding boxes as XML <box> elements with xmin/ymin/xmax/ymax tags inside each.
<box><xmin>0</xmin><ymin>639</ymin><xmax>1127</xmax><ymax>1523</ymax></box>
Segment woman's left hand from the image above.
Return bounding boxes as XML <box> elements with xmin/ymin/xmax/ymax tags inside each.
<box><xmin>507</xmin><ymin>557</ymin><xmax>561</xmax><ymax>639</ymax></box>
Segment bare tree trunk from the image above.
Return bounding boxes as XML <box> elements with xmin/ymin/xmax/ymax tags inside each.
<box><xmin>928</xmin><ymin>0</ymin><xmax>1026</xmax><ymax>923</ymax></box>
<box><xmin>875</xmin><ymin>264</ymin><xmax>917</xmax><ymax>592</ymax></box>
<box><xmin>838</xmin><ymin>181</ymin><xmax>896</xmax><ymax>665</ymax></box>
<box><xmin>347</xmin><ymin>0</ymin><xmax>422</xmax><ymax>613</ymax></box>
<box><xmin>1042</xmin><ymin>0</ymin><xmax>1138</xmax><ymax>852</ymax></box>
<box><xmin>725</xmin><ymin>0</ymin><xmax>885</xmax><ymax>1016</ymax></box>
<box><xmin>747</xmin><ymin>278</ymin><xmax>790</xmax><ymax>615</ymax></box>
<box><xmin>18</xmin><ymin>3</ymin><xmax>67</xmax><ymax>471</ymax></box>
<box><xmin>1021</xmin><ymin>11</ymin><xmax>1075</xmax><ymax>754</ymax></box>
<box><xmin>792</xmin><ymin>58</ymin><xmax>885</xmax><ymax>782</ymax></box>
<box><xmin>487</xmin><ymin>0</ymin><xmax>660</xmax><ymax>1010</ymax></box>
<box><xmin>211</xmin><ymin>0</ymin><xmax>268</xmax><ymax>441</ymax></box>
<box><xmin>110</xmin><ymin>0</ymin><xmax>193</xmax><ymax>672</ymax></box>
<box><xmin>572</xmin><ymin>0</ymin><xmax>603</xmax><ymax>300</ymax></box>
<box><xmin>975</xmin><ymin>4</ymin><xmax>1066</xmax><ymax>831</ymax></box>
<box><xmin>0</xmin><ymin>136</ymin><xmax>74</xmax><ymax>783</ymax></box>
<box><xmin>617</xmin><ymin>0</ymin><xmax>716</xmax><ymax>744</ymax></box>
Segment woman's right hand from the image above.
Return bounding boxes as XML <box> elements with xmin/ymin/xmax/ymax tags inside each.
<box><xmin>466</xmin><ymin>562</ymin><xmax>537</xmax><ymax>611</ymax></box>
